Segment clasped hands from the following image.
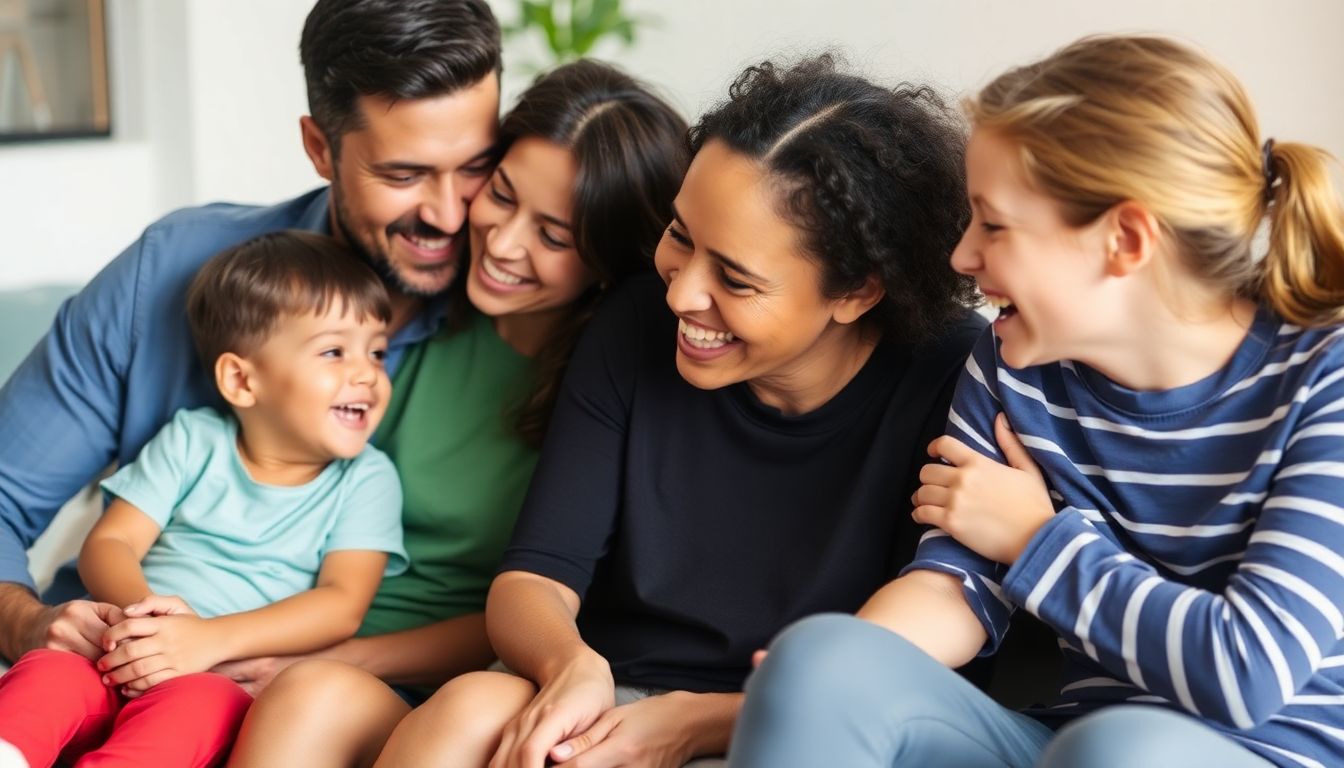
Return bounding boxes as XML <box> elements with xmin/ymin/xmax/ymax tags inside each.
<box><xmin>912</xmin><ymin>413</ymin><xmax>1056</xmax><ymax>565</ymax></box>
<box><xmin>93</xmin><ymin>593</ymin><xmax>220</xmax><ymax>697</ymax></box>
<box><xmin>491</xmin><ymin>654</ymin><xmax>700</xmax><ymax>768</ymax></box>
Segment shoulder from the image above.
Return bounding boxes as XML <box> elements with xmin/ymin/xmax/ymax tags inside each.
<box><xmin>342</xmin><ymin>444</ymin><xmax>400</xmax><ymax>486</ymax></box>
<box><xmin>139</xmin><ymin>188</ymin><xmax>330</xmax><ymax>258</ymax></box>
<box><xmin>902</xmin><ymin>307</ymin><xmax>990</xmax><ymax>381</ymax></box>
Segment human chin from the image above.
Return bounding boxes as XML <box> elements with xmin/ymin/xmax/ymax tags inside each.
<box><xmin>381</xmin><ymin>235</ymin><xmax>465</xmax><ymax>298</ymax></box>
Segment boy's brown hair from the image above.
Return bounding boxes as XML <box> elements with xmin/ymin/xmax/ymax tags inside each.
<box><xmin>186</xmin><ymin>230</ymin><xmax>392</xmax><ymax>371</ymax></box>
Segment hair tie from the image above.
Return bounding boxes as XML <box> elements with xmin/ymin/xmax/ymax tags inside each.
<box><xmin>1261</xmin><ymin>138</ymin><xmax>1278</xmax><ymax>204</ymax></box>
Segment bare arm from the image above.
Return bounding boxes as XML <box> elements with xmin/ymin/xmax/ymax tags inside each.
<box><xmin>311</xmin><ymin>610</ymin><xmax>494</xmax><ymax>687</ymax></box>
<box><xmin>78</xmin><ymin>498</ymin><xmax>158</xmax><ymax>608</ymax></box>
<box><xmin>487</xmin><ymin>570</ymin><xmax>596</xmax><ymax>684</ymax></box>
<box><xmin>857</xmin><ymin>570</ymin><xmax>988</xmax><ymax>669</ymax></box>
<box><xmin>204</xmin><ymin>549</ymin><xmax>387</xmax><ymax>661</ymax></box>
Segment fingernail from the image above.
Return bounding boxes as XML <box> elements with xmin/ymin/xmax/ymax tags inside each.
<box><xmin>102</xmin><ymin>675</ymin><xmax>111</xmax><ymax>685</ymax></box>
<box><xmin>553</xmin><ymin>743</ymin><xmax>573</xmax><ymax>759</ymax></box>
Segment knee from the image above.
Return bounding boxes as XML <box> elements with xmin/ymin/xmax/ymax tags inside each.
<box><xmin>415</xmin><ymin>671</ymin><xmax>535</xmax><ymax>744</ymax></box>
<box><xmin>749</xmin><ymin>614</ymin><xmax>923</xmax><ymax>711</ymax></box>
<box><xmin>265</xmin><ymin>659</ymin><xmax>361</xmax><ymax>701</ymax></box>
<box><xmin>1040</xmin><ymin>707</ymin><xmax>1190</xmax><ymax>768</ymax></box>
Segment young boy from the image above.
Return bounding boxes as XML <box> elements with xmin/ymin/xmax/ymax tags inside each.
<box><xmin>0</xmin><ymin>231</ymin><xmax>406</xmax><ymax>768</ymax></box>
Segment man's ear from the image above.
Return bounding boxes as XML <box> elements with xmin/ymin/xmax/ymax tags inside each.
<box><xmin>833</xmin><ymin>274</ymin><xmax>886</xmax><ymax>325</ymax></box>
<box><xmin>1103</xmin><ymin>200</ymin><xmax>1161</xmax><ymax>278</ymax></box>
<box><xmin>300</xmin><ymin>116</ymin><xmax>335</xmax><ymax>182</ymax></box>
<box><xmin>215</xmin><ymin>353</ymin><xmax>258</xmax><ymax>409</ymax></box>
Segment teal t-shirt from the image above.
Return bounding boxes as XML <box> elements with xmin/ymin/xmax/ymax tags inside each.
<box><xmin>100</xmin><ymin>407</ymin><xmax>407</xmax><ymax>619</ymax></box>
<box><xmin>361</xmin><ymin>310</ymin><xmax>538</xmax><ymax>635</ymax></box>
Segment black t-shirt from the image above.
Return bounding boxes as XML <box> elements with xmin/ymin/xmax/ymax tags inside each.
<box><xmin>500</xmin><ymin>274</ymin><xmax>985</xmax><ymax>692</ymax></box>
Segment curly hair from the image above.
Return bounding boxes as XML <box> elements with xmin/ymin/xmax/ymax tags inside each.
<box><xmin>689</xmin><ymin>54</ymin><xmax>977</xmax><ymax>343</ymax></box>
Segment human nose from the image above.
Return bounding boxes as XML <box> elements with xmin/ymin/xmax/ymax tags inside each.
<box><xmin>485</xmin><ymin>213</ymin><xmax>529</xmax><ymax>261</ymax></box>
<box><xmin>349</xmin><ymin>351</ymin><xmax>379</xmax><ymax>386</ymax></box>
<box><xmin>949</xmin><ymin>230</ymin><xmax>981</xmax><ymax>276</ymax></box>
<box><xmin>664</xmin><ymin>255</ymin><xmax>713</xmax><ymax>314</ymax></box>
<box><xmin>419</xmin><ymin>176</ymin><xmax>468</xmax><ymax>235</ymax></box>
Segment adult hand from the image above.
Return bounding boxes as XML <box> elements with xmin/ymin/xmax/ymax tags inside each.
<box><xmin>912</xmin><ymin>413</ymin><xmax>1055</xmax><ymax>564</ymax></box>
<box><xmin>96</xmin><ymin>614</ymin><xmax>222</xmax><ymax>695</ymax></box>
<box><xmin>491</xmin><ymin>653</ymin><xmax>616</xmax><ymax>768</ymax></box>
<box><xmin>22</xmin><ymin>598</ymin><xmax>124</xmax><ymax>661</ymax></box>
<box><xmin>211</xmin><ymin>654</ymin><xmax>306</xmax><ymax>696</ymax></box>
<box><xmin>550</xmin><ymin>692</ymin><xmax>700</xmax><ymax>768</ymax></box>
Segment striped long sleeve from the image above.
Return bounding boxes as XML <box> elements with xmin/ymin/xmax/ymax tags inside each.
<box><xmin>905</xmin><ymin>313</ymin><xmax>1344</xmax><ymax>767</ymax></box>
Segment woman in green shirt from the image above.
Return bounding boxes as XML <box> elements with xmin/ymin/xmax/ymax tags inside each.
<box><xmin>226</xmin><ymin>60</ymin><xmax>690</xmax><ymax>767</ymax></box>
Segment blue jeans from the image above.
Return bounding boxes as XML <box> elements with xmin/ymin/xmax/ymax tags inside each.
<box><xmin>728</xmin><ymin>614</ymin><xmax>1273</xmax><ymax>768</ymax></box>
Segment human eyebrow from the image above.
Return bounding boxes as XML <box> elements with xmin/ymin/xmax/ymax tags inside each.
<box><xmin>669</xmin><ymin>203</ymin><xmax>767</xmax><ymax>283</ymax></box>
<box><xmin>369</xmin><ymin>161</ymin><xmax>434</xmax><ymax>175</ymax></box>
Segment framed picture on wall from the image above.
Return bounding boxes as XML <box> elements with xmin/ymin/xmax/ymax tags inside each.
<box><xmin>0</xmin><ymin>0</ymin><xmax>108</xmax><ymax>142</ymax></box>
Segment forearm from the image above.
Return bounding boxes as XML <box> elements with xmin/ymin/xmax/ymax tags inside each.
<box><xmin>315</xmin><ymin>612</ymin><xmax>494</xmax><ymax>687</ymax></box>
<box><xmin>487</xmin><ymin>571</ymin><xmax>601</xmax><ymax>685</ymax></box>
<box><xmin>857</xmin><ymin>570</ymin><xmax>988</xmax><ymax>669</ymax></box>
<box><xmin>209</xmin><ymin>585</ymin><xmax>368</xmax><ymax>662</ymax></box>
<box><xmin>680</xmin><ymin>691</ymin><xmax>743</xmax><ymax>757</ymax></box>
<box><xmin>0</xmin><ymin>582</ymin><xmax>47</xmax><ymax>661</ymax></box>
<box><xmin>77</xmin><ymin>539</ymin><xmax>152</xmax><ymax>608</ymax></box>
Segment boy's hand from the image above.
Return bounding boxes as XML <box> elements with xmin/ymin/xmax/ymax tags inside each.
<box><xmin>96</xmin><ymin>614</ymin><xmax>222</xmax><ymax>695</ymax></box>
<box><xmin>121</xmin><ymin>594</ymin><xmax>198</xmax><ymax>619</ymax></box>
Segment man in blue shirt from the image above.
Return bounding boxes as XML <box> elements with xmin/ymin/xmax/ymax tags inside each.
<box><xmin>0</xmin><ymin>0</ymin><xmax>501</xmax><ymax>665</ymax></box>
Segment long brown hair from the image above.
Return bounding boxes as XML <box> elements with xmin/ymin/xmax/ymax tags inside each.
<box><xmin>493</xmin><ymin>59</ymin><xmax>689</xmax><ymax>446</ymax></box>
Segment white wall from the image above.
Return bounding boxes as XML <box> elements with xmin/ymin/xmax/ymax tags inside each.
<box><xmin>3</xmin><ymin>0</ymin><xmax>1342</xmax><ymax>289</ymax></box>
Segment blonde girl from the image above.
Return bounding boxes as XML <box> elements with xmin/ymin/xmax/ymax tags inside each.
<box><xmin>730</xmin><ymin>35</ymin><xmax>1344</xmax><ymax>768</ymax></box>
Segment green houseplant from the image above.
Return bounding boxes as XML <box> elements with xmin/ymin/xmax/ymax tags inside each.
<box><xmin>504</xmin><ymin>0</ymin><xmax>651</xmax><ymax>68</ymax></box>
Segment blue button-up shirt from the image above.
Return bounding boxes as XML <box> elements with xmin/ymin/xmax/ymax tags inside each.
<box><xmin>0</xmin><ymin>187</ymin><xmax>446</xmax><ymax>591</ymax></box>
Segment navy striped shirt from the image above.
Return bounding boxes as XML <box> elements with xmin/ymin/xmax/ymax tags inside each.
<box><xmin>907</xmin><ymin>308</ymin><xmax>1344</xmax><ymax>768</ymax></box>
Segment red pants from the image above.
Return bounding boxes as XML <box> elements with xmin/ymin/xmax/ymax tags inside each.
<box><xmin>0</xmin><ymin>649</ymin><xmax>252</xmax><ymax>767</ymax></box>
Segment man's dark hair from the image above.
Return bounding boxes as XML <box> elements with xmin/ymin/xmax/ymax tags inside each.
<box><xmin>689</xmin><ymin>54</ymin><xmax>978</xmax><ymax>344</ymax></box>
<box><xmin>300</xmin><ymin>0</ymin><xmax>502</xmax><ymax>153</ymax></box>
<box><xmin>186</xmin><ymin>231</ymin><xmax>392</xmax><ymax>371</ymax></box>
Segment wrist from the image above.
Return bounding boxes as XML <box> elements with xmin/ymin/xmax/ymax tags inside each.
<box><xmin>0</xmin><ymin>583</ymin><xmax>48</xmax><ymax>660</ymax></box>
<box><xmin>540</xmin><ymin>646</ymin><xmax>610</xmax><ymax>688</ymax></box>
<box><xmin>679</xmin><ymin>691</ymin><xmax>741</xmax><ymax>758</ymax></box>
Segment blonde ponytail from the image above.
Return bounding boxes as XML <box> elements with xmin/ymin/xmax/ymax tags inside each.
<box><xmin>1261</xmin><ymin>141</ymin><xmax>1344</xmax><ymax>326</ymax></box>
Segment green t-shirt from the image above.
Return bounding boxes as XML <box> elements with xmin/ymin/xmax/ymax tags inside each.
<box><xmin>360</xmin><ymin>311</ymin><xmax>538</xmax><ymax>636</ymax></box>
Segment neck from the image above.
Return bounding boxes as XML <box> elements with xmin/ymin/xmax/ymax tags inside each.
<box><xmin>233</xmin><ymin>418</ymin><xmax>328</xmax><ymax>487</ymax></box>
<box><xmin>493</xmin><ymin>307</ymin><xmax>570</xmax><ymax>358</ymax></box>
<box><xmin>748</xmin><ymin>324</ymin><xmax>879</xmax><ymax>416</ymax></box>
<box><xmin>388</xmin><ymin>291</ymin><xmax>425</xmax><ymax>337</ymax></box>
<box><xmin>1085</xmin><ymin>295</ymin><xmax>1258</xmax><ymax>391</ymax></box>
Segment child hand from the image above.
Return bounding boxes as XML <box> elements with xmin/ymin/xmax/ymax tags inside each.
<box><xmin>122</xmin><ymin>594</ymin><xmax>198</xmax><ymax>619</ymax></box>
<box><xmin>912</xmin><ymin>414</ymin><xmax>1055</xmax><ymax>564</ymax></box>
<box><xmin>96</xmin><ymin>614</ymin><xmax>222</xmax><ymax>695</ymax></box>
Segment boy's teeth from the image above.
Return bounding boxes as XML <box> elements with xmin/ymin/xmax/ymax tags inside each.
<box><xmin>678</xmin><ymin>318</ymin><xmax>736</xmax><ymax>348</ymax></box>
<box><xmin>984</xmin><ymin>294</ymin><xmax>1014</xmax><ymax>309</ymax></box>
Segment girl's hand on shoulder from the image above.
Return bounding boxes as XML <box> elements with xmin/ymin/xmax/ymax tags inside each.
<box><xmin>491</xmin><ymin>651</ymin><xmax>615</xmax><ymax>768</ymax></box>
<box><xmin>912</xmin><ymin>413</ymin><xmax>1055</xmax><ymax>564</ymax></box>
<box><xmin>95</xmin><ymin>614</ymin><xmax>222</xmax><ymax>696</ymax></box>
<box><xmin>548</xmin><ymin>691</ymin><xmax>700</xmax><ymax>768</ymax></box>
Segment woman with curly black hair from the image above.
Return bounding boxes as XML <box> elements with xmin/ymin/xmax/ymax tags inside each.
<box><xmin>373</xmin><ymin>54</ymin><xmax>984</xmax><ymax>767</ymax></box>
